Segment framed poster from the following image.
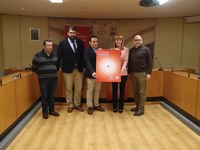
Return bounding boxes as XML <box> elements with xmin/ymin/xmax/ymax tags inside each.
<box><xmin>29</xmin><ymin>28</ymin><xmax>39</xmax><ymax>41</ymax></box>
<box><xmin>96</xmin><ymin>50</ymin><xmax>121</xmax><ymax>82</ymax></box>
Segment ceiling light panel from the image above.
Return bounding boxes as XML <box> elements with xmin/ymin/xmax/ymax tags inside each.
<box><xmin>50</xmin><ymin>0</ymin><xmax>63</xmax><ymax>3</ymax></box>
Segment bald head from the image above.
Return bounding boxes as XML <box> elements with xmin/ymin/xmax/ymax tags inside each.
<box><xmin>134</xmin><ymin>35</ymin><xmax>142</xmax><ymax>40</ymax></box>
<box><xmin>133</xmin><ymin>35</ymin><xmax>143</xmax><ymax>48</ymax></box>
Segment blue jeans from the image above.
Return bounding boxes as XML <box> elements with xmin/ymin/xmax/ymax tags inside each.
<box><xmin>39</xmin><ymin>78</ymin><xmax>58</xmax><ymax>113</ymax></box>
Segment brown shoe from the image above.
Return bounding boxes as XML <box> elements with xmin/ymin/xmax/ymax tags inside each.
<box><xmin>93</xmin><ymin>106</ymin><xmax>105</xmax><ymax>112</ymax></box>
<box><xmin>134</xmin><ymin>110</ymin><xmax>144</xmax><ymax>116</ymax></box>
<box><xmin>49</xmin><ymin>111</ymin><xmax>60</xmax><ymax>117</ymax></box>
<box><xmin>68</xmin><ymin>107</ymin><xmax>74</xmax><ymax>113</ymax></box>
<box><xmin>130</xmin><ymin>107</ymin><xmax>138</xmax><ymax>112</ymax></box>
<box><xmin>43</xmin><ymin>112</ymin><xmax>48</xmax><ymax>119</ymax></box>
<box><xmin>87</xmin><ymin>107</ymin><xmax>93</xmax><ymax>115</ymax></box>
<box><xmin>75</xmin><ymin>105</ymin><xmax>84</xmax><ymax>112</ymax></box>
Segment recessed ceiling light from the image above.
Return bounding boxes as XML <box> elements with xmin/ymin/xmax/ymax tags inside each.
<box><xmin>50</xmin><ymin>0</ymin><xmax>63</xmax><ymax>3</ymax></box>
<box><xmin>159</xmin><ymin>0</ymin><xmax>169</xmax><ymax>5</ymax></box>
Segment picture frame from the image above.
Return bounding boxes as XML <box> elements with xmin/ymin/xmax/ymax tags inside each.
<box><xmin>29</xmin><ymin>28</ymin><xmax>40</xmax><ymax>41</ymax></box>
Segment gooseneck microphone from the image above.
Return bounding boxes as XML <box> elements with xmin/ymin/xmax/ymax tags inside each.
<box><xmin>155</xmin><ymin>57</ymin><xmax>163</xmax><ymax>71</ymax></box>
<box><xmin>170</xmin><ymin>63</ymin><xmax>173</xmax><ymax>73</ymax></box>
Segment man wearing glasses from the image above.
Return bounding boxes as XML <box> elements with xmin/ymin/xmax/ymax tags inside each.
<box><xmin>128</xmin><ymin>35</ymin><xmax>152</xmax><ymax>116</ymax></box>
<box><xmin>57</xmin><ymin>26</ymin><xmax>85</xmax><ymax>113</ymax></box>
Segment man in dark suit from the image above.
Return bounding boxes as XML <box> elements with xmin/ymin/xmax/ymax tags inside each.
<box><xmin>57</xmin><ymin>26</ymin><xmax>85</xmax><ymax>113</ymax></box>
<box><xmin>84</xmin><ymin>35</ymin><xmax>105</xmax><ymax>115</ymax></box>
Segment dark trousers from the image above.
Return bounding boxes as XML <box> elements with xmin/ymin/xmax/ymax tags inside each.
<box><xmin>112</xmin><ymin>76</ymin><xmax>128</xmax><ymax>110</ymax></box>
<box><xmin>39</xmin><ymin>78</ymin><xmax>58</xmax><ymax>113</ymax></box>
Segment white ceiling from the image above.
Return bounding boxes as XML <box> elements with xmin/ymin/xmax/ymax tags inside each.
<box><xmin>0</xmin><ymin>0</ymin><xmax>200</xmax><ymax>19</ymax></box>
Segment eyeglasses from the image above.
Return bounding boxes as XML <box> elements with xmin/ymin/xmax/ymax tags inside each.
<box><xmin>134</xmin><ymin>39</ymin><xmax>141</xmax><ymax>41</ymax></box>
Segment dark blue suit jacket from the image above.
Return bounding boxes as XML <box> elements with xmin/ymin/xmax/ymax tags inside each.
<box><xmin>84</xmin><ymin>46</ymin><xmax>96</xmax><ymax>78</ymax></box>
<box><xmin>57</xmin><ymin>38</ymin><xmax>85</xmax><ymax>73</ymax></box>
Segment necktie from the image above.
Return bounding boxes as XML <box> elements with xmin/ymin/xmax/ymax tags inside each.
<box><xmin>71</xmin><ymin>40</ymin><xmax>77</xmax><ymax>53</ymax></box>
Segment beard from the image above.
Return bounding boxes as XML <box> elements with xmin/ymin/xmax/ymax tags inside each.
<box><xmin>69</xmin><ymin>36</ymin><xmax>76</xmax><ymax>40</ymax></box>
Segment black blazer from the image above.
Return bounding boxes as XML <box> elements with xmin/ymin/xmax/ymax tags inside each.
<box><xmin>84</xmin><ymin>46</ymin><xmax>96</xmax><ymax>78</ymax></box>
<box><xmin>57</xmin><ymin>38</ymin><xmax>85</xmax><ymax>73</ymax></box>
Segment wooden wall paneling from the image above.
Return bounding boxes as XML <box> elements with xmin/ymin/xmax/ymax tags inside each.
<box><xmin>54</xmin><ymin>71</ymin><xmax>61</xmax><ymax>97</ymax></box>
<box><xmin>15</xmin><ymin>75</ymin><xmax>35</xmax><ymax>117</ymax></box>
<box><xmin>100</xmin><ymin>82</ymin><xmax>110</xmax><ymax>99</ymax></box>
<box><xmin>147</xmin><ymin>71</ymin><xmax>164</xmax><ymax>97</ymax></box>
<box><xmin>182</xmin><ymin>78</ymin><xmax>198</xmax><ymax>116</ymax></box>
<box><xmin>171</xmin><ymin>73</ymin><xmax>185</xmax><ymax>108</ymax></box>
<box><xmin>55</xmin><ymin>71</ymin><xmax>65</xmax><ymax>98</ymax></box>
<box><xmin>81</xmin><ymin>77</ymin><xmax>87</xmax><ymax>99</ymax></box>
<box><xmin>32</xmin><ymin>73</ymin><xmax>40</xmax><ymax>100</ymax></box>
<box><xmin>163</xmin><ymin>71</ymin><xmax>173</xmax><ymax>101</ymax></box>
<box><xmin>125</xmin><ymin>76</ymin><xmax>134</xmax><ymax>99</ymax></box>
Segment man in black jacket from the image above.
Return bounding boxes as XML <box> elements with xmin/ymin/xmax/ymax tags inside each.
<box><xmin>128</xmin><ymin>35</ymin><xmax>152</xmax><ymax>116</ymax></box>
<box><xmin>57</xmin><ymin>26</ymin><xmax>85</xmax><ymax>113</ymax></box>
<box><xmin>84</xmin><ymin>35</ymin><xmax>105</xmax><ymax>115</ymax></box>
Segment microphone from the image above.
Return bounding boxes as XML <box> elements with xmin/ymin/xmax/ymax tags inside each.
<box><xmin>170</xmin><ymin>63</ymin><xmax>173</xmax><ymax>73</ymax></box>
<box><xmin>25</xmin><ymin>64</ymin><xmax>32</xmax><ymax>70</ymax></box>
<box><xmin>188</xmin><ymin>72</ymin><xmax>190</xmax><ymax>78</ymax></box>
<box><xmin>155</xmin><ymin>57</ymin><xmax>163</xmax><ymax>71</ymax></box>
<box><xmin>13</xmin><ymin>67</ymin><xmax>21</xmax><ymax>78</ymax></box>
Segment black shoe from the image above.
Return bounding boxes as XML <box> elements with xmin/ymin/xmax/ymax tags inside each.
<box><xmin>113</xmin><ymin>100</ymin><xmax>118</xmax><ymax>113</ymax></box>
<box><xmin>118</xmin><ymin>109</ymin><xmax>123</xmax><ymax>113</ymax></box>
<box><xmin>130</xmin><ymin>107</ymin><xmax>138</xmax><ymax>112</ymax></box>
<box><xmin>43</xmin><ymin>112</ymin><xmax>48</xmax><ymax>119</ymax></box>
<box><xmin>93</xmin><ymin>106</ymin><xmax>105</xmax><ymax>112</ymax></box>
<box><xmin>87</xmin><ymin>107</ymin><xmax>93</xmax><ymax>115</ymax></box>
<box><xmin>134</xmin><ymin>110</ymin><xmax>144</xmax><ymax>116</ymax></box>
<box><xmin>113</xmin><ymin>109</ymin><xmax>118</xmax><ymax>113</ymax></box>
<box><xmin>119</xmin><ymin>100</ymin><xmax>124</xmax><ymax>110</ymax></box>
<box><xmin>49</xmin><ymin>111</ymin><xmax>60</xmax><ymax>117</ymax></box>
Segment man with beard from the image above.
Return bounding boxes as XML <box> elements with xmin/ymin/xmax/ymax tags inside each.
<box><xmin>57</xmin><ymin>26</ymin><xmax>85</xmax><ymax>113</ymax></box>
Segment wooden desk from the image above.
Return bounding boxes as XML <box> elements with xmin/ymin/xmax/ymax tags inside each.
<box><xmin>196</xmin><ymin>80</ymin><xmax>200</xmax><ymax>120</ymax></box>
<box><xmin>1</xmin><ymin>72</ymin><xmax>21</xmax><ymax>85</ymax></box>
<box><xmin>0</xmin><ymin>81</ymin><xmax>17</xmax><ymax>134</ymax></box>
<box><xmin>163</xmin><ymin>71</ymin><xmax>198</xmax><ymax>117</ymax></box>
<box><xmin>147</xmin><ymin>71</ymin><xmax>163</xmax><ymax>97</ymax></box>
<box><xmin>54</xmin><ymin>70</ymin><xmax>164</xmax><ymax>100</ymax></box>
<box><xmin>182</xmin><ymin>76</ymin><xmax>198</xmax><ymax>117</ymax></box>
<box><xmin>54</xmin><ymin>69</ymin><xmax>200</xmax><ymax>120</ymax></box>
<box><xmin>1</xmin><ymin>68</ymin><xmax>200</xmax><ymax>134</ymax></box>
<box><xmin>15</xmin><ymin>72</ymin><xmax>40</xmax><ymax>117</ymax></box>
<box><xmin>0</xmin><ymin>72</ymin><xmax>39</xmax><ymax>134</ymax></box>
